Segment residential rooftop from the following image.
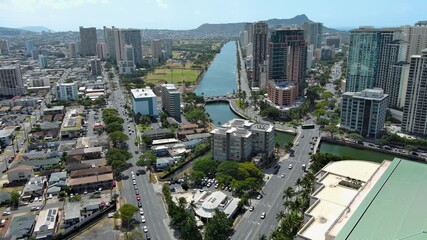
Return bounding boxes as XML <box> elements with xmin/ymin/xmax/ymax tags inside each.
<box><xmin>131</xmin><ymin>87</ymin><xmax>156</xmax><ymax>99</ymax></box>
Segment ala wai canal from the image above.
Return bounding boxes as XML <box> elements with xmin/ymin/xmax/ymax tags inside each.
<box><xmin>195</xmin><ymin>41</ymin><xmax>403</xmax><ymax>163</ymax></box>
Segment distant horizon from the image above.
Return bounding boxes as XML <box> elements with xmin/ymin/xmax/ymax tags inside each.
<box><xmin>0</xmin><ymin>0</ymin><xmax>425</xmax><ymax>32</ymax></box>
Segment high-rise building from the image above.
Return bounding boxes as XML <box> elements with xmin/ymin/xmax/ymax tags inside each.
<box><xmin>25</xmin><ymin>40</ymin><xmax>34</xmax><ymax>55</ymax></box>
<box><xmin>252</xmin><ymin>21</ymin><xmax>268</xmax><ymax>88</ymax></box>
<box><xmin>402</xmin><ymin>49</ymin><xmax>427</xmax><ymax>135</ymax></box>
<box><xmin>346</xmin><ymin>27</ymin><xmax>405</xmax><ymax>99</ymax></box>
<box><xmin>56</xmin><ymin>82</ymin><xmax>78</xmax><ymax>101</ymax></box>
<box><xmin>0</xmin><ymin>65</ymin><xmax>24</xmax><ymax>96</ymax></box>
<box><xmin>210</xmin><ymin>119</ymin><xmax>274</xmax><ymax>162</ymax></box>
<box><xmin>38</xmin><ymin>55</ymin><xmax>48</xmax><ymax>68</ymax></box>
<box><xmin>120</xmin><ymin>29</ymin><xmax>143</xmax><ymax>67</ymax></box>
<box><xmin>151</xmin><ymin>39</ymin><xmax>162</xmax><ymax>59</ymax></box>
<box><xmin>326</xmin><ymin>36</ymin><xmax>341</xmax><ymax>48</ymax></box>
<box><xmin>340</xmin><ymin>88</ymin><xmax>388</xmax><ymax>138</ymax></box>
<box><xmin>302</xmin><ymin>22</ymin><xmax>323</xmax><ymax>49</ymax></box>
<box><xmin>401</xmin><ymin>23</ymin><xmax>427</xmax><ymax>62</ymax></box>
<box><xmin>68</xmin><ymin>43</ymin><xmax>78</xmax><ymax>58</ymax></box>
<box><xmin>91</xmin><ymin>59</ymin><xmax>102</xmax><ymax>76</ymax></box>
<box><xmin>0</xmin><ymin>40</ymin><xmax>9</xmax><ymax>55</ymax></box>
<box><xmin>163</xmin><ymin>39</ymin><xmax>172</xmax><ymax>59</ymax></box>
<box><xmin>31</xmin><ymin>48</ymin><xmax>48</xmax><ymax>60</ymax></box>
<box><xmin>267</xmin><ymin>81</ymin><xmax>298</xmax><ymax>106</ymax></box>
<box><xmin>131</xmin><ymin>88</ymin><xmax>159</xmax><ymax>116</ymax></box>
<box><xmin>161</xmin><ymin>84</ymin><xmax>181</xmax><ymax>122</ymax></box>
<box><xmin>119</xmin><ymin>45</ymin><xmax>136</xmax><ymax>74</ymax></box>
<box><xmin>245</xmin><ymin>23</ymin><xmax>254</xmax><ymax>45</ymax></box>
<box><xmin>79</xmin><ymin>26</ymin><xmax>97</xmax><ymax>56</ymax></box>
<box><xmin>320</xmin><ymin>46</ymin><xmax>334</xmax><ymax>60</ymax></box>
<box><xmin>267</xmin><ymin>28</ymin><xmax>307</xmax><ymax>98</ymax></box>
<box><xmin>96</xmin><ymin>42</ymin><xmax>109</xmax><ymax>60</ymax></box>
<box><xmin>103</xmin><ymin>26</ymin><xmax>120</xmax><ymax>62</ymax></box>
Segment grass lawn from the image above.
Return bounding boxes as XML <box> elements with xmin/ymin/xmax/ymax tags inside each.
<box><xmin>145</xmin><ymin>68</ymin><xmax>201</xmax><ymax>86</ymax></box>
<box><xmin>137</xmin><ymin>124</ymin><xmax>150</xmax><ymax>132</ymax></box>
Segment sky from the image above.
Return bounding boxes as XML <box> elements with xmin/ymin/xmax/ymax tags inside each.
<box><xmin>0</xmin><ymin>0</ymin><xmax>426</xmax><ymax>31</ymax></box>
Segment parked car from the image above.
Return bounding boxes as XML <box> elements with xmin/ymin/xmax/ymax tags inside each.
<box><xmin>249</xmin><ymin>206</ymin><xmax>254</xmax><ymax>212</ymax></box>
<box><xmin>261</xmin><ymin>212</ymin><xmax>266</xmax><ymax>219</ymax></box>
<box><xmin>143</xmin><ymin>226</ymin><xmax>149</xmax><ymax>233</ymax></box>
<box><xmin>141</xmin><ymin>216</ymin><xmax>146</xmax><ymax>223</ymax></box>
<box><xmin>288</xmin><ymin>164</ymin><xmax>293</xmax><ymax>169</ymax></box>
<box><xmin>2</xmin><ymin>212</ymin><xmax>10</xmax><ymax>216</ymax></box>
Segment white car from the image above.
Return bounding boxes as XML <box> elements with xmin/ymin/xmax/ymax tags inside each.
<box><xmin>280</xmin><ymin>173</ymin><xmax>285</xmax><ymax>178</ymax></box>
<box><xmin>133</xmin><ymin>180</ymin><xmax>137</xmax><ymax>185</ymax></box>
<box><xmin>288</xmin><ymin>164</ymin><xmax>293</xmax><ymax>169</ymax></box>
<box><xmin>141</xmin><ymin>216</ymin><xmax>146</xmax><ymax>223</ymax></box>
<box><xmin>261</xmin><ymin>212</ymin><xmax>266</xmax><ymax>219</ymax></box>
<box><xmin>139</xmin><ymin>208</ymin><xmax>144</xmax><ymax>215</ymax></box>
<box><xmin>143</xmin><ymin>226</ymin><xmax>149</xmax><ymax>233</ymax></box>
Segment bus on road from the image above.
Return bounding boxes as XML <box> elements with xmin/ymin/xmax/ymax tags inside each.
<box><xmin>301</xmin><ymin>124</ymin><xmax>315</xmax><ymax>129</ymax></box>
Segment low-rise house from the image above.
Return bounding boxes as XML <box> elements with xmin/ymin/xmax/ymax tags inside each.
<box><xmin>21</xmin><ymin>176</ymin><xmax>47</xmax><ymax>199</ymax></box>
<box><xmin>17</xmin><ymin>158</ymin><xmax>61</xmax><ymax>171</ymax></box>
<box><xmin>69</xmin><ymin>166</ymin><xmax>112</xmax><ymax>179</ymax></box>
<box><xmin>185</xmin><ymin>133</ymin><xmax>210</xmax><ymax>141</ymax></box>
<box><xmin>48</xmin><ymin>172</ymin><xmax>67</xmax><ymax>195</ymax></box>
<box><xmin>156</xmin><ymin>157</ymin><xmax>175</xmax><ymax>172</ymax></box>
<box><xmin>43</xmin><ymin>106</ymin><xmax>65</xmax><ymax>116</ymax></box>
<box><xmin>63</xmin><ymin>203</ymin><xmax>81</xmax><ymax>227</ymax></box>
<box><xmin>5</xmin><ymin>214</ymin><xmax>36</xmax><ymax>240</ymax></box>
<box><xmin>67</xmin><ymin>173</ymin><xmax>113</xmax><ymax>193</ymax></box>
<box><xmin>33</xmin><ymin>208</ymin><xmax>59</xmax><ymax>239</ymax></box>
<box><xmin>0</xmin><ymin>128</ymin><xmax>15</xmax><ymax>147</ymax></box>
<box><xmin>67</xmin><ymin>147</ymin><xmax>103</xmax><ymax>160</ymax></box>
<box><xmin>7</xmin><ymin>165</ymin><xmax>34</xmax><ymax>183</ymax></box>
<box><xmin>143</xmin><ymin>128</ymin><xmax>174</xmax><ymax>140</ymax></box>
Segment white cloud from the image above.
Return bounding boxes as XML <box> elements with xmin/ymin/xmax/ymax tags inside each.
<box><xmin>155</xmin><ymin>0</ymin><xmax>168</xmax><ymax>8</ymax></box>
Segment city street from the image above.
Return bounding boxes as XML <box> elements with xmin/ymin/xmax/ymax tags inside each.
<box><xmin>109</xmin><ymin>72</ymin><xmax>175</xmax><ymax>240</ymax></box>
<box><xmin>232</xmin><ymin>120</ymin><xmax>320</xmax><ymax>239</ymax></box>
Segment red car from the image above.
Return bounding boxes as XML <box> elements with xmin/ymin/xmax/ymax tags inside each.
<box><xmin>136</xmin><ymin>195</ymin><xmax>141</xmax><ymax>201</ymax></box>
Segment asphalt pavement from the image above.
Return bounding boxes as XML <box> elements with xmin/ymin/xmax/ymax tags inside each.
<box><xmin>110</xmin><ymin>72</ymin><xmax>175</xmax><ymax>240</ymax></box>
<box><xmin>232</xmin><ymin>123</ymin><xmax>320</xmax><ymax>239</ymax></box>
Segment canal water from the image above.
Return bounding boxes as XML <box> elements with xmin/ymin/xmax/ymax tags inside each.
<box><xmin>195</xmin><ymin>41</ymin><xmax>239</xmax><ymax>125</ymax></box>
<box><xmin>319</xmin><ymin>142</ymin><xmax>404</xmax><ymax>163</ymax></box>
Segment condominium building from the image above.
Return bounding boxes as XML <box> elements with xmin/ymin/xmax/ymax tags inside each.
<box><xmin>346</xmin><ymin>27</ymin><xmax>406</xmax><ymax>109</ymax></box>
<box><xmin>25</xmin><ymin>40</ymin><xmax>33</xmax><ymax>55</ymax></box>
<box><xmin>402</xmin><ymin>49</ymin><xmax>427</xmax><ymax>135</ymax></box>
<box><xmin>401</xmin><ymin>22</ymin><xmax>427</xmax><ymax>62</ymax></box>
<box><xmin>210</xmin><ymin>119</ymin><xmax>274</xmax><ymax>162</ymax></box>
<box><xmin>0</xmin><ymin>65</ymin><xmax>24</xmax><ymax>96</ymax></box>
<box><xmin>38</xmin><ymin>55</ymin><xmax>48</xmax><ymax>68</ymax></box>
<box><xmin>151</xmin><ymin>39</ymin><xmax>162</xmax><ymax>59</ymax></box>
<box><xmin>161</xmin><ymin>84</ymin><xmax>181</xmax><ymax>122</ymax></box>
<box><xmin>252</xmin><ymin>21</ymin><xmax>268</xmax><ymax>88</ymax></box>
<box><xmin>56</xmin><ymin>82</ymin><xmax>78</xmax><ymax>101</ymax></box>
<box><xmin>96</xmin><ymin>42</ymin><xmax>109</xmax><ymax>60</ymax></box>
<box><xmin>302</xmin><ymin>22</ymin><xmax>323</xmax><ymax>49</ymax></box>
<box><xmin>267</xmin><ymin>28</ymin><xmax>307</xmax><ymax>102</ymax></box>
<box><xmin>131</xmin><ymin>88</ymin><xmax>159</xmax><ymax>116</ymax></box>
<box><xmin>267</xmin><ymin>81</ymin><xmax>298</xmax><ymax>106</ymax></box>
<box><xmin>103</xmin><ymin>26</ymin><xmax>120</xmax><ymax>62</ymax></box>
<box><xmin>0</xmin><ymin>39</ymin><xmax>9</xmax><ymax>55</ymax></box>
<box><xmin>68</xmin><ymin>42</ymin><xmax>78</xmax><ymax>58</ymax></box>
<box><xmin>340</xmin><ymin>88</ymin><xmax>388</xmax><ymax>138</ymax></box>
<box><xmin>90</xmin><ymin>59</ymin><xmax>102</xmax><ymax>76</ymax></box>
<box><xmin>119</xmin><ymin>45</ymin><xmax>136</xmax><ymax>74</ymax></box>
<box><xmin>163</xmin><ymin>39</ymin><xmax>173</xmax><ymax>59</ymax></box>
<box><xmin>79</xmin><ymin>26</ymin><xmax>97</xmax><ymax>56</ymax></box>
<box><xmin>320</xmin><ymin>46</ymin><xmax>334</xmax><ymax>60</ymax></box>
<box><xmin>326</xmin><ymin>36</ymin><xmax>341</xmax><ymax>48</ymax></box>
<box><xmin>120</xmin><ymin>29</ymin><xmax>143</xmax><ymax>66</ymax></box>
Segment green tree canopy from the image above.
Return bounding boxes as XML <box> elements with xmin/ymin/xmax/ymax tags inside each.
<box><xmin>204</xmin><ymin>209</ymin><xmax>233</xmax><ymax>240</ymax></box>
<box><xmin>106</xmin><ymin>148</ymin><xmax>132</xmax><ymax>164</ymax></box>
<box><xmin>119</xmin><ymin>204</ymin><xmax>139</xmax><ymax>228</ymax></box>
<box><xmin>10</xmin><ymin>191</ymin><xmax>20</xmax><ymax>208</ymax></box>
<box><xmin>109</xmin><ymin>131</ymin><xmax>129</xmax><ymax>146</ymax></box>
<box><xmin>136</xmin><ymin>150</ymin><xmax>157</xmax><ymax>167</ymax></box>
<box><xmin>192</xmin><ymin>157</ymin><xmax>218</xmax><ymax>177</ymax></box>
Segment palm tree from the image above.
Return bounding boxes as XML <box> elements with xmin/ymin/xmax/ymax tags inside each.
<box><xmin>283</xmin><ymin>187</ymin><xmax>295</xmax><ymax>202</ymax></box>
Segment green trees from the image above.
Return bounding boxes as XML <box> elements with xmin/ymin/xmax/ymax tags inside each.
<box><xmin>106</xmin><ymin>148</ymin><xmax>132</xmax><ymax>174</ymax></box>
<box><xmin>109</xmin><ymin>131</ymin><xmax>129</xmax><ymax>148</ymax></box>
<box><xmin>10</xmin><ymin>191</ymin><xmax>20</xmax><ymax>208</ymax></box>
<box><xmin>310</xmin><ymin>152</ymin><xmax>349</xmax><ymax>173</ymax></box>
<box><xmin>204</xmin><ymin>209</ymin><xmax>233</xmax><ymax>240</ymax></box>
<box><xmin>136</xmin><ymin>150</ymin><xmax>156</xmax><ymax>167</ymax></box>
<box><xmin>162</xmin><ymin>185</ymin><xmax>202</xmax><ymax>240</ymax></box>
<box><xmin>271</xmin><ymin>173</ymin><xmax>315</xmax><ymax>239</ymax></box>
<box><xmin>215</xmin><ymin>161</ymin><xmax>264</xmax><ymax>195</ymax></box>
<box><xmin>192</xmin><ymin>157</ymin><xmax>218</xmax><ymax>177</ymax></box>
<box><xmin>119</xmin><ymin>204</ymin><xmax>139</xmax><ymax>229</ymax></box>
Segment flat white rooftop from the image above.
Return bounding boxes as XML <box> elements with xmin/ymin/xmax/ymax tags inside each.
<box><xmin>131</xmin><ymin>88</ymin><xmax>156</xmax><ymax>99</ymax></box>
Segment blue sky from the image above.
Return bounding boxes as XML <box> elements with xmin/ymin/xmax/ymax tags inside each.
<box><xmin>0</xmin><ymin>0</ymin><xmax>426</xmax><ymax>31</ymax></box>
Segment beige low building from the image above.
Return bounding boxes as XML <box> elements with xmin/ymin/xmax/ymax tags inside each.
<box><xmin>7</xmin><ymin>165</ymin><xmax>34</xmax><ymax>183</ymax></box>
<box><xmin>296</xmin><ymin>160</ymin><xmax>389</xmax><ymax>240</ymax></box>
